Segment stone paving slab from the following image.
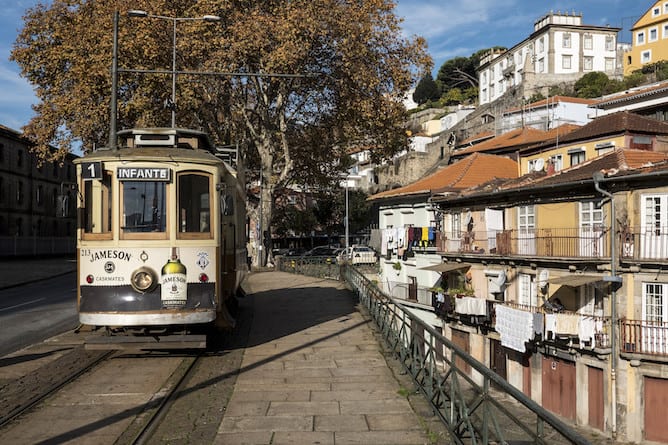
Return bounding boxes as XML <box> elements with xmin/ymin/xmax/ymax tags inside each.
<box><xmin>214</xmin><ymin>271</ymin><xmax>440</xmax><ymax>445</ymax></box>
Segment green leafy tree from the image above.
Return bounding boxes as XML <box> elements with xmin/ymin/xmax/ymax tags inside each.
<box><xmin>574</xmin><ymin>71</ymin><xmax>611</xmax><ymax>98</ymax></box>
<box><xmin>435</xmin><ymin>48</ymin><xmax>503</xmax><ymax>103</ymax></box>
<box><xmin>413</xmin><ymin>73</ymin><xmax>440</xmax><ymax>105</ymax></box>
<box><xmin>12</xmin><ymin>0</ymin><xmax>430</xmax><ymax>266</ymax></box>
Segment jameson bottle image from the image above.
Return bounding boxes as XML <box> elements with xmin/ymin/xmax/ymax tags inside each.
<box><xmin>161</xmin><ymin>247</ymin><xmax>187</xmax><ymax>308</ymax></box>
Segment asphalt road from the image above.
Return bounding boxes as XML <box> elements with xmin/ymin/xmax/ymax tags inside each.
<box><xmin>0</xmin><ymin>272</ymin><xmax>78</xmax><ymax>357</ymax></box>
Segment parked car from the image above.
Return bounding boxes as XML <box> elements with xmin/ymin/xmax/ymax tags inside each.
<box><xmin>337</xmin><ymin>245</ymin><xmax>376</xmax><ymax>264</ymax></box>
<box><xmin>300</xmin><ymin>246</ymin><xmax>341</xmax><ymax>260</ymax></box>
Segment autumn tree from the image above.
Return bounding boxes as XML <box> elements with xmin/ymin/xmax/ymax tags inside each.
<box><xmin>12</xmin><ymin>0</ymin><xmax>430</xmax><ymax>265</ymax></box>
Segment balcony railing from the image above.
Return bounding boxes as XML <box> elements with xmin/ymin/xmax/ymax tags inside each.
<box><xmin>620</xmin><ymin>319</ymin><xmax>668</xmax><ymax>356</ymax></box>
<box><xmin>439</xmin><ymin>228</ymin><xmax>611</xmax><ymax>258</ymax></box>
<box><xmin>437</xmin><ymin>226</ymin><xmax>668</xmax><ymax>262</ymax></box>
<box><xmin>621</xmin><ymin>227</ymin><xmax>668</xmax><ymax>261</ymax></box>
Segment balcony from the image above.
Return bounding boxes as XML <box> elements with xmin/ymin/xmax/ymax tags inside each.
<box><xmin>437</xmin><ymin>226</ymin><xmax>668</xmax><ymax>263</ymax></box>
<box><xmin>620</xmin><ymin>227</ymin><xmax>668</xmax><ymax>261</ymax></box>
<box><xmin>620</xmin><ymin>319</ymin><xmax>668</xmax><ymax>357</ymax></box>
<box><xmin>432</xmin><ymin>297</ymin><xmax>611</xmax><ymax>353</ymax></box>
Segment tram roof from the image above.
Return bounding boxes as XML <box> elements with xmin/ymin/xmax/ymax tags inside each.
<box><xmin>116</xmin><ymin>127</ymin><xmax>216</xmax><ymax>152</ymax></box>
<box><xmin>75</xmin><ymin>127</ymin><xmax>239</xmax><ymax>169</ymax></box>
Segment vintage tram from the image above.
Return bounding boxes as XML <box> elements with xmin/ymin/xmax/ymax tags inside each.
<box><xmin>74</xmin><ymin>127</ymin><xmax>247</xmax><ymax>348</ymax></box>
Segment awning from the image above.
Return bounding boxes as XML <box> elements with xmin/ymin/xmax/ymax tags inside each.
<box><xmin>548</xmin><ymin>275</ymin><xmax>602</xmax><ymax>287</ymax></box>
<box><xmin>420</xmin><ymin>262</ymin><xmax>472</xmax><ymax>273</ymax></box>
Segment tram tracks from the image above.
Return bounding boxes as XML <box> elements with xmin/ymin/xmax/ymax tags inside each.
<box><xmin>0</xmin><ymin>347</ymin><xmax>114</xmax><ymax>428</ymax></box>
<box><xmin>0</xmin><ymin>344</ymin><xmax>238</xmax><ymax>445</ymax></box>
<box><xmin>117</xmin><ymin>353</ymin><xmax>203</xmax><ymax>445</ymax></box>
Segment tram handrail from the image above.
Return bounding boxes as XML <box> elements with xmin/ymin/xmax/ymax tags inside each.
<box><xmin>342</xmin><ymin>265</ymin><xmax>591</xmax><ymax>445</ymax></box>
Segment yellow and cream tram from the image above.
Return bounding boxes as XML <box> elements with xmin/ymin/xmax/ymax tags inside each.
<box><xmin>75</xmin><ymin>128</ymin><xmax>247</xmax><ymax>348</ymax></box>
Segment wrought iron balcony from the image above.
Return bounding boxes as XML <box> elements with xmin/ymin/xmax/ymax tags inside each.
<box><xmin>437</xmin><ymin>226</ymin><xmax>668</xmax><ymax>263</ymax></box>
<box><xmin>438</xmin><ymin>228</ymin><xmax>612</xmax><ymax>259</ymax></box>
<box><xmin>620</xmin><ymin>319</ymin><xmax>668</xmax><ymax>356</ymax></box>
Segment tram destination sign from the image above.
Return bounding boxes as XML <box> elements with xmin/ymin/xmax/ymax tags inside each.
<box><xmin>117</xmin><ymin>167</ymin><xmax>171</xmax><ymax>181</ymax></box>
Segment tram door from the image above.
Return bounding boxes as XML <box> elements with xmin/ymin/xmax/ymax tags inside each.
<box><xmin>219</xmin><ymin>176</ymin><xmax>238</xmax><ymax>299</ymax></box>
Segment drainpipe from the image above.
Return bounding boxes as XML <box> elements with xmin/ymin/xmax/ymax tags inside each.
<box><xmin>593</xmin><ymin>171</ymin><xmax>619</xmax><ymax>440</ymax></box>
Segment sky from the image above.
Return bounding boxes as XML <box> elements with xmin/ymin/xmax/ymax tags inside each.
<box><xmin>0</xmin><ymin>0</ymin><xmax>649</xmax><ymax>132</ymax></box>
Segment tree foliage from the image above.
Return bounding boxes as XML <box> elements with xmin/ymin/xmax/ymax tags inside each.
<box><xmin>12</xmin><ymin>0</ymin><xmax>430</xmax><ymax>264</ymax></box>
<box><xmin>413</xmin><ymin>73</ymin><xmax>440</xmax><ymax>105</ymax></box>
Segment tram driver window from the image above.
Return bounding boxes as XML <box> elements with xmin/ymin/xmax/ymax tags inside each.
<box><xmin>122</xmin><ymin>181</ymin><xmax>166</xmax><ymax>233</ymax></box>
<box><xmin>83</xmin><ymin>171</ymin><xmax>112</xmax><ymax>237</ymax></box>
<box><xmin>178</xmin><ymin>173</ymin><xmax>211</xmax><ymax>236</ymax></box>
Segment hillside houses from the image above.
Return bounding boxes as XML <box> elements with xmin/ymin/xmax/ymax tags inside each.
<box><xmin>370</xmin><ymin>103</ymin><xmax>668</xmax><ymax>442</ymax></box>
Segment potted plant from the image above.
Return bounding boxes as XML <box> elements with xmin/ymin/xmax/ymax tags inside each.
<box><xmin>392</xmin><ymin>261</ymin><xmax>402</xmax><ymax>275</ymax></box>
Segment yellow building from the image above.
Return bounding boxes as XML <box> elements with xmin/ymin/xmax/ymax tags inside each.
<box><xmin>624</xmin><ymin>1</ymin><xmax>668</xmax><ymax>76</ymax></box>
<box><xmin>520</xmin><ymin>111</ymin><xmax>668</xmax><ymax>175</ymax></box>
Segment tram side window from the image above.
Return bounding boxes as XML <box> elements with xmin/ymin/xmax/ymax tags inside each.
<box><xmin>178</xmin><ymin>173</ymin><xmax>211</xmax><ymax>234</ymax></box>
<box><xmin>122</xmin><ymin>181</ymin><xmax>166</xmax><ymax>232</ymax></box>
<box><xmin>84</xmin><ymin>172</ymin><xmax>112</xmax><ymax>235</ymax></box>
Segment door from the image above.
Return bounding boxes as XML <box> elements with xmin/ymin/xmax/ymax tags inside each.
<box><xmin>579</xmin><ymin>201</ymin><xmax>604</xmax><ymax>257</ymax></box>
<box><xmin>451</xmin><ymin>329</ymin><xmax>471</xmax><ymax>376</ymax></box>
<box><xmin>490</xmin><ymin>339</ymin><xmax>507</xmax><ymax>389</ymax></box>
<box><xmin>645</xmin><ymin>377</ymin><xmax>668</xmax><ymax>442</ymax></box>
<box><xmin>641</xmin><ymin>195</ymin><xmax>668</xmax><ymax>259</ymax></box>
<box><xmin>408</xmin><ymin>276</ymin><xmax>417</xmax><ymax>301</ymax></box>
<box><xmin>641</xmin><ymin>282</ymin><xmax>668</xmax><ymax>354</ymax></box>
<box><xmin>518</xmin><ymin>273</ymin><xmax>537</xmax><ymax>307</ymax></box>
<box><xmin>588</xmin><ymin>366</ymin><xmax>604</xmax><ymax>431</ymax></box>
<box><xmin>522</xmin><ymin>354</ymin><xmax>532</xmax><ymax>398</ymax></box>
<box><xmin>542</xmin><ymin>356</ymin><xmax>576</xmax><ymax>420</ymax></box>
<box><xmin>485</xmin><ymin>209</ymin><xmax>503</xmax><ymax>252</ymax></box>
<box><xmin>518</xmin><ymin>205</ymin><xmax>536</xmax><ymax>255</ymax></box>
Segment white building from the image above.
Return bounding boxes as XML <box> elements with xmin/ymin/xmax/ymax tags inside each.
<box><xmin>501</xmin><ymin>95</ymin><xmax>595</xmax><ymax>133</ymax></box>
<box><xmin>478</xmin><ymin>11</ymin><xmax>620</xmax><ymax>105</ymax></box>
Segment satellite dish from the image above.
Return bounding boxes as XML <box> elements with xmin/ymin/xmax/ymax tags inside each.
<box><xmin>534</xmin><ymin>158</ymin><xmax>545</xmax><ymax>171</ymax></box>
<box><xmin>496</xmin><ymin>271</ymin><xmax>507</xmax><ymax>288</ymax></box>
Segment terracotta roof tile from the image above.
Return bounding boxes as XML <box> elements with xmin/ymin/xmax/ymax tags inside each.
<box><xmin>461</xmin><ymin>149</ymin><xmax>668</xmax><ymax>196</ymax></box>
<box><xmin>368</xmin><ymin>153</ymin><xmax>518</xmax><ymax>201</ymax></box>
<box><xmin>592</xmin><ymin>81</ymin><xmax>668</xmax><ymax>108</ymax></box>
<box><xmin>558</xmin><ymin>111</ymin><xmax>668</xmax><ymax>144</ymax></box>
<box><xmin>455</xmin><ymin>124</ymin><xmax>579</xmax><ymax>156</ymax></box>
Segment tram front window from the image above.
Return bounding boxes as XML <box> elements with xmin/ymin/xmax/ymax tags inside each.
<box><xmin>122</xmin><ymin>181</ymin><xmax>166</xmax><ymax>232</ymax></box>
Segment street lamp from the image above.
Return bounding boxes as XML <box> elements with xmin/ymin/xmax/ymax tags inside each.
<box><xmin>339</xmin><ymin>175</ymin><xmax>353</xmax><ymax>256</ymax></box>
<box><xmin>345</xmin><ymin>178</ymin><xmax>349</xmax><ymax>252</ymax></box>
<box><xmin>127</xmin><ymin>10</ymin><xmax>221</xmax><ymax>128</ymax></box>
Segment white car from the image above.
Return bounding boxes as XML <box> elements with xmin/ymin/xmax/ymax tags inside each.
<box><xmin>337</xmin><ymin>246</ymin><xmax>376</xmax><ymax>264</ymax></box>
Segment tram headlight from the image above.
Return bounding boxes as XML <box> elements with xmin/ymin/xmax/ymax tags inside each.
<box><xmin>130</xmin><ymin>267</ymin><xmax>157</xmax><ymax>293</ymax></box>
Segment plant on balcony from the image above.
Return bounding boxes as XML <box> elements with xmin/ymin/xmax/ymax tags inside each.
<box><xmin>448</xmin><ymin>285</ymin><xmax>475</xmax><ymax>297</ymax></box>
<box><xmin>392</xmin><ymin>261</ymin><xmax>402</xmax><ymax>271</ymax></box>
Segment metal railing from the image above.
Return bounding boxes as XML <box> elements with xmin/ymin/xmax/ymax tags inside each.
<box><xmin>274</xmin><ymin>256</ymin><xmax>342</xmax><ymax>280</ymax></box>
<box><xmin>620</xmin><ymin>319</ymin><xmax>668</xmax><ymax>356</ymax></box>
<box><xmin>439</xmin><ymin>228</ymin><xmax>610</xmax><ymax>258</ymax></box>
<box><xmin>621</xmin><ymin>227</ymin><xmax>668</xmax><ymax>261</ymax></box>
<box><xmin>344</xmin><ymin>265</ymin><xmax>590</xmax><ymax>445</ymax></box>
